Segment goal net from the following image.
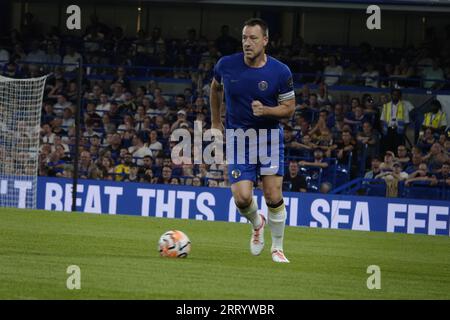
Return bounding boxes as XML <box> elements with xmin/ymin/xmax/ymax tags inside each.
<box><xmin>0</xmin><ymin>75</ymin><xmax>48</xmax><ymax>209</ymax></box>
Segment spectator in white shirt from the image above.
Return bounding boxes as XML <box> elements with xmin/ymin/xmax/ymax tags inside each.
<box><xmin>51</xmin><ymin>135</ymin><xmax>70</xmax><ymax>153</ymax></box>
<box><xmin>323</xmin><ymin>55</ymin><xmax>343</xmax><ymax>86</ymax></box>
<box><xmin>61</xmin><ymin>107</ymin><xmax>75</xmax><ymax>129</ymax></box>
<box><xmin>361</xmin><ymin>63</ymin><xmax>380</xmax><ymax>88</ymax></box>
<box><xmin>53</xmin><ymin>94</ymin><xmax>71</xmax><ymax>117</ymax></box>
<box><xmin>62</xmin><ymin>46</ymin><xmax>81</xmax><ymax>72</ymax></box>
<box><xmin>147</xmin><ymin>130</ymin><xmax>163</xmax><ymax>153</ymax></box>
<box><xmin>40</xmin><ymin>123</ymin><xmax>55</xmax><ymax>144</ymax></box>
<box><xmin>96</xmin><ymin>94</ymin><xmax>111</xmax><ymax>116</ymax></box>
<box><xmin>129</xmin><ymin>135</ymin><xmax>153</xmax><ymax>166</ymax></box>
<box><xmin>153</xmin><ymin>96</ymin><xmax>169</xmax><ymax>116</ymax></box>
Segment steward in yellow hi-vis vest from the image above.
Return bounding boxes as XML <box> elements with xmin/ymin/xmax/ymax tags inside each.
<box><xmin>380</xmin><ymin>88</ymin><xmax>410</xmax><ymax>153</ymax></box>
<box><xmin>381</xmin><ymin>101</ymin><xmax>407</xmax><ymax>135</ymax></box>
<box><xmin>381</xmin><ymin>100</ymin><xmax>406</xmax><ymax>134</ymax></box>
<box><xmin>422</xmin><ymin>100</ymin><xmax>448</xmax><ymax>133</ymax></box>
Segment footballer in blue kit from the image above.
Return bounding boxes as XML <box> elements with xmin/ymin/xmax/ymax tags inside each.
<box><xmin>210</xmin><ymin>18</ymin><xmax>295</xmax><ymax>263</ymax></box>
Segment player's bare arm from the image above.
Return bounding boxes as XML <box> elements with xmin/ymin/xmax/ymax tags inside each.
<box><xmin>210</xmin><ymin>78</ymin><xmax>224</xmax><ymax>131</ymax></box>
<box><xmin>251</xmin><ymin>98</ymin><xmax>295</xmax><ymax>119</ymax></box>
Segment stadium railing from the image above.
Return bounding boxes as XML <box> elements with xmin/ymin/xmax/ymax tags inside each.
<box><xmin>292</xmin><ymin>71</ymin><xmax>450</xmax><ymax>93</ymax></box>
<box><xmin>293</xmin><ymin>71</ymin><xmax>450</xmax><ymax>91</ymax></box>
<box><xmin>4</xmin><ymin>59</ymin><xmax>450</xmax><ymax>93</ymax></box>
<box><xmin>329</xmin><ymin>177</ymin><xmax>449</xmax><ymax>200</ymax></box>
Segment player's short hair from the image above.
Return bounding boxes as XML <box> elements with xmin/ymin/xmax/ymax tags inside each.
<box><xmin>243</xmin><ymin>18</ymin><xmax>269</xmax><ymax>37</ymax></box>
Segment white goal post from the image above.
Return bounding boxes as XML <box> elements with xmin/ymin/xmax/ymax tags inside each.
<box><xmin>0</xmin><ymin>75</ymin><xmax>48</xmax><ymax>209</ymax></box>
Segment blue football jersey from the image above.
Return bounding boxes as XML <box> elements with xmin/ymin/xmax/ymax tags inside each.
<box><xmin>213</xmin><ymin>52</ymin><xmax>295</xmax><ymax>130</ymax></box>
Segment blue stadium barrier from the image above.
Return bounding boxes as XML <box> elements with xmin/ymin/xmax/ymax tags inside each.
<box><xmin>292</xmin><ymin>81</ymin><xmax>450</xmax><ymax>95</ymax></box>
<box><xmin>331</xmin><ymin>177</ymin><xmax>449</xmax><ymax>200</ymax></box>
<box><xmin>403</xmin><ymin>181</ymin><xmax>441</xmax><ymax>200</ymax></box>
<box><xmin>292</xmin><ymin>70</ymin><xmax>450</xmax><ymax>92</ymax></box>
<box><xmin>31</xmin><ymin>176</ymin><xmax>450</xmax><ymax>236</ymax></box>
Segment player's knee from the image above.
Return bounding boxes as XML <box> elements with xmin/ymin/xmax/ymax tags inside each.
<box><xmin>234</xmin><ymin>193</ymin><xmax>253</xmax><ymax>209</ymax></box>
<box><xmin>263</xmin><ymin>188</ymin><xmax>282</xmax><ymax>205</ymax></box>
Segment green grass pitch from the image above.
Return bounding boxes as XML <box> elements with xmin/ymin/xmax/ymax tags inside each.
<box><xmin>0</xmin><ymin>208</ymin><xmax>449</xmax><ymax>299</ymax></box>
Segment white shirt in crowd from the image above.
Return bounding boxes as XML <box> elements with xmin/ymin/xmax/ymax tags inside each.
<box><xmin>147</xmin><ymin>141</ymin><xmax>163</xmax><ymax>153</ymax></box>
<box><xmin>63</xmin><ymin>52</ymin><xmax>82</xmax><ymax>72</ymax></box>
<box><xmin>53</xmin><ymin>101</ymin><xmax>72</xmax><ymax>117</ymax></box>
<box><xmin>83</xmin><ymin>130</ymin><xmax>97</xmax><ymax>138</ymax></box>
<box><xmin>323</xmin><ymin>65</ymin><xmax>343</xmax><ymax>86</ymax></box>
<box><xmin>362</xmin><ymin>70</ymin><xmax>380</xmax><ymax>88</ymax></box>
<box><xmin>130</xmin><ymin>146</ymin><xmax>153</xmax><ymax>166</ymax></box>
<box><xmin>51</xmin><ymin>142</ymin><xmax>70</xmax><ymax>153</ymax></box>
<box><xmin>146</xmin><ymin>106</ymin><xmax>168</xmax><ymax>118</ymax></box>
<box><xmin>62</xmin><ymin>117</ymin><xmax>75</xmax><ymax>129</ymax></box>
<box><xmin>41</xmin><ymin>133</ymin><xmax>55</xmax><ymax>144</ymax></box>
<box><xmin>96</xmin><ymin>102</ymin><xmax>111</xmax><ymax>116</ymax></box>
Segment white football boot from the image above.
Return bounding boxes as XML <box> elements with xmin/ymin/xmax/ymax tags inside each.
<box><xmin>250</xmin><ymin>213</ymin><xmax>266</xmax><ymax>256</ymax></box>
<box><xmin>271</xmin><ymin>249</ymin><xmax>290</xmax><ymax>263</ymax></box>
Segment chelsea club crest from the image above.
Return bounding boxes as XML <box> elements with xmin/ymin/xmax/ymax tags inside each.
<box><xmin>258</xmin><ymin>81</ymin><xmax>268</xmax><ymax>91</ymax></box>
<box><xmin>231</xmin><ymin>169</ymin><xmax>241</xmax><ymax>179</ymax></box>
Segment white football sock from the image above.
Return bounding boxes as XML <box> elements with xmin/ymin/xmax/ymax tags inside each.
<box><xmin>268</xmin><ymin>202</ymin><xmax>287</xmax><ymax>251</ymax></box>
<box><xmin>237</xmin><ymin>198</ymin><xmax>262</xmax><ymax>229</ymax></box>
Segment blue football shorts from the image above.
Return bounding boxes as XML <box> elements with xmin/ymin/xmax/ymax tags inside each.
<box><xmin>226</xmin><ymin>128</ymin><xmax>284</xmax><ymax>184</ymax></box>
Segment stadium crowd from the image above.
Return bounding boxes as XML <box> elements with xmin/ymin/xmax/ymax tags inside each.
<box><xmin>1</xmin><ymin>15</ymin><xmax>450</xmax><ymax>197</ymax></box>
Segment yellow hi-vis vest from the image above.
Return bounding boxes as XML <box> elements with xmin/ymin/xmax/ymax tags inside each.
<box><xmin>382</xmin><ymin>101</ymin><xmax>405</xmax><ymax>134</ymax></box>
<box><xmin>423</xmin><ymin>111</ymin><xmax>445</xmax><ymax>129</ymax></box>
